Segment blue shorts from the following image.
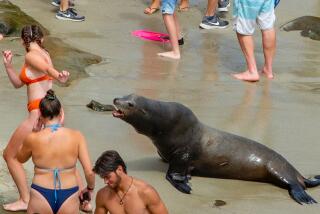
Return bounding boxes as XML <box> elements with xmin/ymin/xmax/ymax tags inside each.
<box><xmin>233</xmin><ymin>0</ymin><xmax>275</xmax><ymax>35</ymax></box>
<box><xmin>161</xmin><ymin>0</ymin><xmax>177</xmax><ymax>15</ymax></box>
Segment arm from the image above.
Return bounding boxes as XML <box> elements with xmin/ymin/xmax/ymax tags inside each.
<box><xmin>2</xmin><ymin>50</ymin><xmax>24</xmax><ymax>88</ymax></box>
<box><xmin>94</xmin><ymin>190</ymin><xmax>109</xmax><ymax>214</ymax></box>
<box><xmin>16</xmin><ymin>134</ymin><xmax>33</xmax><ymax>163</ymax></box>
<box><xmin>77</xmin><ymin>131</ymin><xmax>95</xmax><ymax>192</ymax></box>
<box><xmin>144</xmin><ymin>185</ymin><xmax>169</xmax><ymax>214</ymax></box>
<box><xmin>25</xmin><ymin>52</ymin><xmax>69</xmax><ymax>83</ymax></box>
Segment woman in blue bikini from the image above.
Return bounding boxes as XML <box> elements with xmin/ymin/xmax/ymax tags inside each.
<box><xmin>17</xmin><ymin>90</ymin><xmax>95</xmax><ymax>214</ymax></box>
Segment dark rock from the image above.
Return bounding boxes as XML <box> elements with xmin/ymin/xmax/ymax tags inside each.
<box><xmin>281</xmin><ymin>16</ymin><xmax>320</xmax><ymax>41</ymax></box>
<box><xmin>87</xmin><ymin>100</ymin><xmax>115</xmax><ymax>112</ymax></box>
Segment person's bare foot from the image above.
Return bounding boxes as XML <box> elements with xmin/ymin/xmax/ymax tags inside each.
<box><xmin>261</xmin><ymin>67</ymin><xmax>274</xmax><ymax>79</ymax></box>
<box><xmin>232</xmin><ymin>70</ymin><xmax>259</xmax><ymax>82</ymax></box>
<box><xmin>157</xmin><ymin>51</ymin><xmax>180</xmax><ymax>59</ymax></box>
<box><xmin>3</xmin><ymin>199</ymin><xmax>28</xmax><ymax>211</ymax></box>
<box><xmin>144</xmin><ymin>3</ymin><xmax>160</xmax><ymax>14</ymax></box>
<box><xmin>178</xmin><ymin>1</ymin><xmax>189</xmax><ymax>12</ymax></box>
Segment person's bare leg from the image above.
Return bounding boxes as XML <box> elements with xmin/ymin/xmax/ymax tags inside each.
<box><xmin>144</xmin><ymin>0</ymin><xmax>160</xmax><ymax>14</ymax></box>
<box><xmin>3</xmin><ymin>112</ymin><xmax>39</xmax><ymax>211</ymax></box>
<box><xmin>60</xmin><ymin>0</ymin><xmax>68</xmax><ymax>11</ymax></box>
<box><xmin>158</xmin><ymin>13</ymin><xmax>180</xmax><ymax>59</ymax></box>
<box><xmin>233</xmin><ymin>33</ymin><xmax>259</xmax><ymax>82</ymax></box>
<box><xmin>27</xmin><ymin>189</ymin><xmax>52</xmax><ymax>214</ymax></box>
<box><xmin>57</xmin><ymin>192</ymin><xmax>80</xmax><ymax>214</ymax></box>
<box><xmin>261</xmin><ymin>28</ymin><xmax>276</xmax><ymax>79</ymax></box>
<box><xmin>205</xmin><ymin>0</ymin><xmax>218</xmax><ymax>16</ymax></box>
<box><xmin>174</xmin><ymin>13</ymin><xmax>182</xmax><ymax>40</ymax></box>
<box><xmin>178</xmin><ymin>0</ymin><xmax>190</xmax><ymax>11</ymax></box>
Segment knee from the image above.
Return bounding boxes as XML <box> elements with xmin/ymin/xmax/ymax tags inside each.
<box><xmin>263</xmin><ymin>41</ymin><xmax>275</xmax><ymax>50</ymax></box>
<box><xmin>3</xmin><ymin>148</ymin><xmax>9</xmax><ymax>162</ymax></box>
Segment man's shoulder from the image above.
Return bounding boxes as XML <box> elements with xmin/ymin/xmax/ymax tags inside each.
<box><xmin>134</xmin><ymin>178</ymin><xmax>157</xmax><ymax>197</ymax></box>
<box><xmin>96</xmin><ymin>186</ymin><xmax>113</xmax><ymax>199</ymax></box>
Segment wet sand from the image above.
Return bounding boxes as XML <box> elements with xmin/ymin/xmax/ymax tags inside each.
<box><xmin>0</xmin><ymin>0</ymin><xmax>320</xmax><ymax>213</ymax></box>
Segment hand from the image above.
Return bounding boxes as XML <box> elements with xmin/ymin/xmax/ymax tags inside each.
<box><xmin>58</xmin><ymin>70</ymin><xmax>70</xmax><ymax>83</ymax></box>
<box><xmin>2</xmin><ymin>50</ymin><xmax>13</xmax><ymax>66</ymax></box>
<box><xmin>79</xmin><ymin>187</ymin><xmax>93</xmax><ymax>202</ymax></box>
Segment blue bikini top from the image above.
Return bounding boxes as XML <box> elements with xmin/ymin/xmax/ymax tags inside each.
<box><xmin>45</xmin><ymin>123</ymin><xmax>62</xmax><ymax>132</ymax></box>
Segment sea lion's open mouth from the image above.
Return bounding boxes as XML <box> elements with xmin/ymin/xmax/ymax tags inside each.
<box><xmin>112</xmin><ymin>106</ymin><xmax>125</xmax><ymax>118</ymax></box>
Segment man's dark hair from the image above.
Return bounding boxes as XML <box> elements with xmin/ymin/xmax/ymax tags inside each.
<box><xmin>93</xmin><ymin>150</ymin><xmax>127</xmax><ymax>176</ymax></box>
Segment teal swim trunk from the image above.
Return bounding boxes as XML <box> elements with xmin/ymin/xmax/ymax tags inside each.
<box><xmin>233</xmin><ymin>0</ymin><xmax>276</xmax><ymax>35</ymax></box>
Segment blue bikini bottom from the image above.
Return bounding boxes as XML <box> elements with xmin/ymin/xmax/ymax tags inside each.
<box><xmin>31</xmin><ymin>183</ymin><xmax>79</xmax><ymax>214</ymax></box>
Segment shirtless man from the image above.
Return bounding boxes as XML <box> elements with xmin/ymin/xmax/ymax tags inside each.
<box><xmin>93</xmin><ymin>150</ymin><xmax>168</xmax><ymax>214</ymax></box>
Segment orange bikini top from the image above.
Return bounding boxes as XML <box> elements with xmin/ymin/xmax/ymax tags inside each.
<box><xmin>20</xmin><ymin>64</ymin><xmax>53</xmax><ymax>85</ymax></box>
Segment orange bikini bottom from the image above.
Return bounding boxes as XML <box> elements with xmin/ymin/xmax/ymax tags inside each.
<box><xmin>27</xmin><ymin>99</ymin><xmax>41</xmax><ymax>112</ymax></box>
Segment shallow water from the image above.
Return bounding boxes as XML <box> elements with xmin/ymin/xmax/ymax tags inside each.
<box><xmin>0</xmin><ymin>0</ymin><xmax>319</xmax><ymax>213</ymax></box>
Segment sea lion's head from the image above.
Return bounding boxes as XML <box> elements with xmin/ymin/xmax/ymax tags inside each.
<box><xmin>113</xmin><ymin>94</ymin><xmax>198</xmax><ymax>138</ymax></box>
<box><xmin>113</xmin><ymin>94</ymin><xmax>145</xmax><ymax>118</ymax></box>
<box><xmin>113</xmin><ymin>94</ymin><xmax>154</xmax><ymax>135</ymax></box>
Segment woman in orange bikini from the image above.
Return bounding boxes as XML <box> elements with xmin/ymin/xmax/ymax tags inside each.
<box><xmin>2</xmin><ymin>25</ymin><xmax>69</xmax><ymax>211</ymax></box>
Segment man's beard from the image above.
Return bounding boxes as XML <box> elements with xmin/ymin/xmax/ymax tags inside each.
<box><xmin>109</xmin><ymin>172</ymin><xmax>121</xmax><ymax>189</ymax></box>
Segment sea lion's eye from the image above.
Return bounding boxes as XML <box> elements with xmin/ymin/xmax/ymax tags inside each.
<box><xmin>128</xmin><ymin>102</ymin><xmax>134</xmax><ymax>107</ymax></box>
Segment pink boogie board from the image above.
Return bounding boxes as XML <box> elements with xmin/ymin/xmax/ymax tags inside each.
<box><xmin>132</xmin><ymin>30</ymin><xmax>170</xmax><ymax>43</ymax></box>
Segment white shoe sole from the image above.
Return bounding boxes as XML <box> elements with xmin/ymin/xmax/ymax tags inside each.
<box><xmin>199</xmin><ymin>23</ymin><xmax>229</xmax><ymax>29</ymax></box>
<box><xmin>55</xmin><ymin>14</ymin><xmax>85</xmax><ymax>22</ymax></box>
<box><xmin>51</xmin><ymin>2</ymin><xmax>60</xmax><ymax>7</ymax></box>
<box><xmin>217</xmin><ymin>2</ymin><xmax>230</xmax><ymax>12</ymax></box>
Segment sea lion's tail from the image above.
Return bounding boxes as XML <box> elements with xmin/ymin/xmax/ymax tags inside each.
<box><xmin>289</xmin><ymin>184</ymin><xmax>317</xmax><ymax>205</ymax></box>
<box><xmin>304</xmin><ymin>175</ymin><xmax>320</xmax><ymax>188</ymax></box>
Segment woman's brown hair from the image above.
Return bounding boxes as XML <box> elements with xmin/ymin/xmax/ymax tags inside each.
<box><xmin>40</xmin><ymin>90</ymin><xmax>61</xmax><ymax>119</ymax></box>
<box><xmin>21</xmin><ymin>25</ymin><xmax>44</xmax><ymax>52</ymax></box>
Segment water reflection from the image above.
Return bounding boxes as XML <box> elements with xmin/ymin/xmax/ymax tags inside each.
<box><xmin>224</xmin><ymin>81</ymin><xmax>272</xmax><ymax>145</ymax></box>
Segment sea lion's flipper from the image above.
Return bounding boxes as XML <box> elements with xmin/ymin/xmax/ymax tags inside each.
<box><xmin>166</xmin><ymin>163</ymin><xmax>191</xmax><ymax>194</ymax></box>
<box><xmin>157</xmin><ymin>150</ymin><xmax>169</xmax><ymax>163</ymax></box>
<box><xmin>304</xmin><ymin>175</ymin><xmax>320</xmax><ymax>188</ymax></box>
<box><xmin>289</xmin><ymin>184</ymin><xmax>317</xmax><ymax>205</ymax></box>
<box><xmin>166</xmin><ymin>172</ymin><xmax>191</xmax><ymax>194</ymax></box>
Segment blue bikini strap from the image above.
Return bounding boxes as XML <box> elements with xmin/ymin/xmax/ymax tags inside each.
<box><xmin>53</xmin><ymin>168</ymin><xmax>61</xmax><ymax>203</ymax></box>
<box><xmin>45</xmin><ymin>123</ymin><xmax>61</xmax><ymax>132</ymax></box>
<box><xmin>34</xmin><ymin>166</ymin><xmax>75</xmax><ymax>204</ymax></box>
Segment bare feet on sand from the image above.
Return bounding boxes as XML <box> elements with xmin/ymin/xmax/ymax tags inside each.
<box><xmin>232</xmin><ymin>70</ymin><xmax>260</xmax><ymax>82</ymax></box>
<box><xmin>261</xmin><ymin>67</ymin><xmax>274</xmax><ymax>79</ymax></box>
<box><xmin>3</xmin><ymin>199</ymin><xmax>28</xmax><ymax>211</ymax></box>
<box><xmin>178</xmin><ymin>2</ymin><xmax>189</xmax><ymax>12</ymax></box>
<box><xmin>157</xmin><ymin>51</ymin><xmax>180</xmax><ymax>59</ymax></box>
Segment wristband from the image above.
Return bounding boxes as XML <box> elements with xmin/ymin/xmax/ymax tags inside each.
<box><xmin>87</xmin><ymin>186</ymin><xmax>94</xmax><ymax>191</ymax></box>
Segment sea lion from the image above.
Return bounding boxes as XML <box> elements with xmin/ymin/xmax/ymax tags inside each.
<box><xmin>280</xmin><ymin>16</ymin><xmax>320</xmax><ymax>41</ymax></box>
<box><xmin>112</xmin><ymin>94</ymin><xmax>320</xmax><ymax>204</ymax></box>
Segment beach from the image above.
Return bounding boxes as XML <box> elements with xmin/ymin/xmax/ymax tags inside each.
<box><xmin>0</xmin><ymin>0</ymin><xmax>319</xmax><ymax>213</ymax></box>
